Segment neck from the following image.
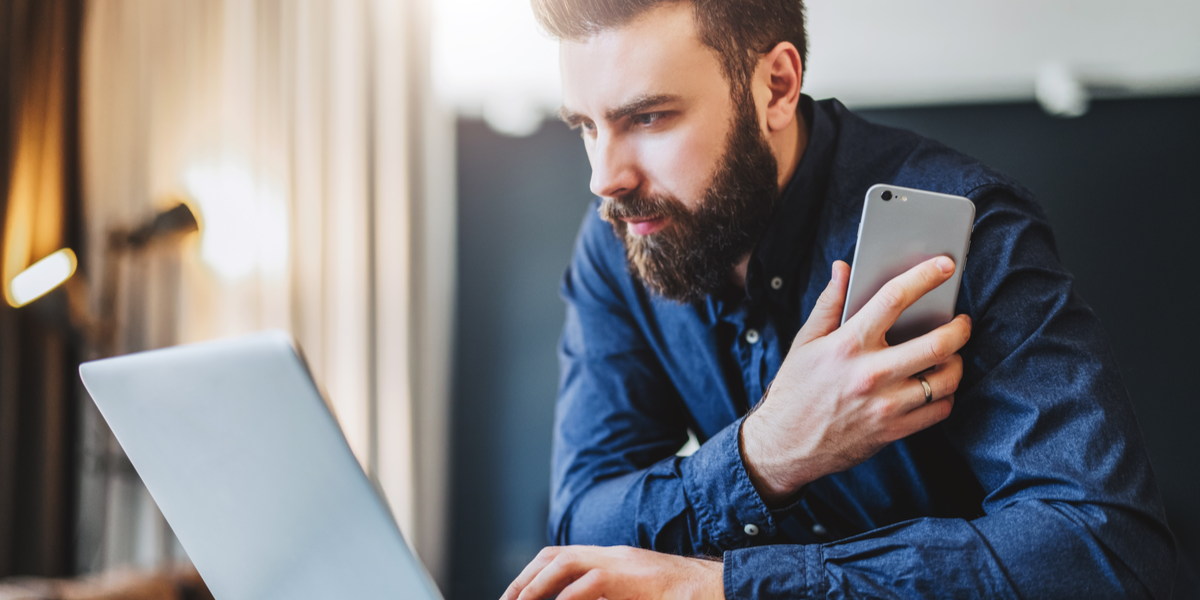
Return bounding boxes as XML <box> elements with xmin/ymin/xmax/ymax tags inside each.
<box><xmin>774</xmin><ymin>107</ymin><xmax>809</xmax><ymax>191</ymax></box>
<box><xmin>730</xmin><ymin>111</ymin><xmax>810</xmax><ymax>290</ymax></box>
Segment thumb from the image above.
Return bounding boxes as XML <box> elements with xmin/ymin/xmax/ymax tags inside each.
<box><xmin>794</xmin><ymin>261</ymin><xmax>850</xmax><ymax>346</ymax></box>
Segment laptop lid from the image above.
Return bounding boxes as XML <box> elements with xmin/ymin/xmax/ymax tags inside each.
<box><xmin>79</xmin><ymin>330</ymin><xmax>442</xmax><ymax>600</ymax></box>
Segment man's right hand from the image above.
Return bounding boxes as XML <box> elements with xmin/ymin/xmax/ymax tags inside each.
<box><xmin>740</xmin><ymin>257</ymin><xmax>971</xmax><ymax>505</ymax></box>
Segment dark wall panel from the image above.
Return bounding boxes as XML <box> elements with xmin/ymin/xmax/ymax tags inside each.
<box><xmin>449</xmin><ymin>96</ymin><xmax>1200</xmax><ymax>599</ymax></box>
<box><xmin>449</xmin><ymin>120</ymin><xmax>592</xmax><ymax>600</ymax></box>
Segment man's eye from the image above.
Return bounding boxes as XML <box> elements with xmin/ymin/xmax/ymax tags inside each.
<box><xmin>632</xmin><ymin>112</ymin><xmax>665</xmax><ymax>127</ymax></box>
<box><xmin>574</xmin><ymin>121</ymin><xmax>596</xmax><ymax>136</ymax></box>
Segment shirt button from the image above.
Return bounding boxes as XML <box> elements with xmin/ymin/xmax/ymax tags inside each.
<box><xmin>744</xmin><ymin>329</ymin><xmax>760</xmax><ymax>344</ymax></box>
<box><xmin>743</xmin><ymin>524</ymin><xmax>760</xmax><ymax>536</ymax></box>
<box><xmin>770</xmin><ymin>276</ymin><xmax>784</xmax><ymax>290</ymax></box>
<box><xmin>812</xmin><ymin>523</ymin><xmax>827</xmax><ymax>536</ymax></box>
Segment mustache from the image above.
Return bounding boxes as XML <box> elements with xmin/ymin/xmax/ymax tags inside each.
<box><xmin>598</xmin><ymin>194</ymin><xmax>685</xmax><ymax>223</ymax></box>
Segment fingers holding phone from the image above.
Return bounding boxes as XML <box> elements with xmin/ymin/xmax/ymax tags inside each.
<box><xmin>742</xmin><ymin>260</ymin><xmax>971</xmax><ymax>504</ymax></box>
<box><xmin>841</xmin><ymin>185</ymin><xmax>976</xmax><ymax>345</ymax></box>
<box><xmin>740</xmin><ymin>186</ymin><xmax>976</xmax><ymax>505</ymax></box>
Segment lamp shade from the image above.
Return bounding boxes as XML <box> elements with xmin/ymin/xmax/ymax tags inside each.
<box><xmin>6</xmin><ymin>247</ymin><xmax>77</xmax><ymax>308</ymax></box>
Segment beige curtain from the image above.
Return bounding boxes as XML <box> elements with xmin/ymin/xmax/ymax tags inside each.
<box><xmin>78</xmin><ymin>0</ymin><xmax>454</xmax><ymax>583</ymax></box>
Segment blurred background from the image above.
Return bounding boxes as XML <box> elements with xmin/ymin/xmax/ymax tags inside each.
<box><xmin>0</xmin><ymin>0</ymin><xmax>1196</xmax><ymax>599</ymax></box>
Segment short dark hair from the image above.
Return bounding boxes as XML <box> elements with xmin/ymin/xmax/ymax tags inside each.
<box><xmin>531</xmin><ymin>0</ymin><xmax>808</xmax><ymax>97</ymax></box>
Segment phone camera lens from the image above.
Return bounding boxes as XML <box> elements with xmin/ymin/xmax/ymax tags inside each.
<box><xmin>881</xmin><ymin>190</ymin><xmax>893</xmax><ymax>201</ymax></box>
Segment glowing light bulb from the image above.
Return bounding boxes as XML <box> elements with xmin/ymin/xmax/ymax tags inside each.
<box><xmin>184</xmin><ymin>162</ymin><xmax>288</xmax><ymax>281</ymax></box>
<box><xmin>6</xmin><ymin>248</ymin><xmax>77</xmax><ymax>308</ymax></box>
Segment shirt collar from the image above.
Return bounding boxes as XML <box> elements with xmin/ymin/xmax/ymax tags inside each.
<box><xmin>745</xmin><ymin>95</ymin><xmax>836</xmax><ymax>305</ymax></box>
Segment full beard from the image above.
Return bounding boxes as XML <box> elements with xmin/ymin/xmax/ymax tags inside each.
<box><xmin>599</xmin><ymin>93</ymin><xmax>781</xmax><ymax>303</ymax></box>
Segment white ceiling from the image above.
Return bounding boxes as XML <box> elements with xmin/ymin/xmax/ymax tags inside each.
<box><xmin>803</xmin><ymin>0</ymin><xmax>1200</xmax><ymax>107</ymax></box>
<box><xmin>431</xmin><ymin>0</ymin><xmax>1200</xmax><ymax>133</ymax></box>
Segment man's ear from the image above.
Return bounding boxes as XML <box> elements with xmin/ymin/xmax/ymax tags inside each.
<box><xmin>757</xmin><ymin>41</ymin><xmax>803</xmax><ymax>133</ymax></box>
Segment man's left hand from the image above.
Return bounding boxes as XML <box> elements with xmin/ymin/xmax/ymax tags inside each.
<box><xmin>500</xmin><ymin>545</ymin><xmax>725</xmax><ymax>600</ymax></box>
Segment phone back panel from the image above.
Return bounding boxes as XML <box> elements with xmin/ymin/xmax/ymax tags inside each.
<box><xmin>840</xmin><ymin>184</ymin><xmax>975</xmax><ymax>345</ymax></box>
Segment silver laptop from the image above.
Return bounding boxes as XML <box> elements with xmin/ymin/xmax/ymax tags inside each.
<box><xmin>79</xmin><ymin>331</ymin><xmax>443</xmax><ymax>600</ymax></box>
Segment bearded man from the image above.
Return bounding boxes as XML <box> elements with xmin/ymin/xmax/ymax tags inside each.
<box><xmin>501</xmin><ymin>1</ymin><xmax>1177</xmax><ymax>598</ymax></box>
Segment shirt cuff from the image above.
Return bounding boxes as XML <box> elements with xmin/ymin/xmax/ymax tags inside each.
<box><xmin>724</xmin><ymin>544</ymin><xmax>821</xmax><ymax>600</ymax></box>
<box><xmin>680</xmin><ymin>416</ymin><xmax>778</xmax><ymax>551</ymax></box>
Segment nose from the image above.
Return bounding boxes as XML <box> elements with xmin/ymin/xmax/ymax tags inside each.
<box><xmin>588</xmin><ymin>132</ymin><xmax>639</xmax><ymax>199</ymax></box>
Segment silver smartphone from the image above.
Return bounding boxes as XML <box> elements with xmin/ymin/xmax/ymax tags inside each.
<box><xmin>840</xmin><ymin>184</ymin><xmax>975</xmax><ymax>345</ymax></box>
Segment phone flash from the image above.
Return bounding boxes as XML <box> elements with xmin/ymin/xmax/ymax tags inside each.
<box><xmin>901</xmin><ymin>196</ymin><xmax>908</xmax><ymax>201</ymax></box>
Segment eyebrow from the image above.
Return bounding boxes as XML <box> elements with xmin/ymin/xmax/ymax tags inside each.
<box><xmin>558</xmin><ymin>93</ymin><xmax>681</xmax><ymax>126</ymax></box>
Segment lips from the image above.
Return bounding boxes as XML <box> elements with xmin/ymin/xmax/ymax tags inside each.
<box><xmin>623</xmin><ymin>216</ymin><xmax>670</xmax><ymax>236</ymax></box>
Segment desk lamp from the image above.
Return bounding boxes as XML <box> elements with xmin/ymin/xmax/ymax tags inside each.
<box><xmin>4</xmin><ymin>200</ymin><xmax>199</xmax><ymax>355</ymax></box>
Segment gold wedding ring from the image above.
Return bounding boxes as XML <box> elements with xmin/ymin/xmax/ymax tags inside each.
<box><xmin>916</xmin><ymin>374</ymin><xmax>932</xmax><ymax>404</ymax></box>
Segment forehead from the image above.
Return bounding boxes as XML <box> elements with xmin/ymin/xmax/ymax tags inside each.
<box><xmin>559</xmin><ymin>3</ymin><xmax>727</xmax><ymax>118</ymax></box>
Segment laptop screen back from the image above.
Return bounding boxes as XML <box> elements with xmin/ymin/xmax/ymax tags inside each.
<box><xmin>80</xmin><ymin>331</ymin><xmax>441</xmax><ymax>600</ymax></box>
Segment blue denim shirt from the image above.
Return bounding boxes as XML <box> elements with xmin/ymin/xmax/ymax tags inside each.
<box><xmin>550</xmin><ymin>96</ymin><xmax>1176</xmax><ymax>598</ymax></box>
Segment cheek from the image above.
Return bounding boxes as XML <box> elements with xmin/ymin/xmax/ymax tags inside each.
<box><xmin>638</xmin><ymin>126</ymin><xmax>725</xmax><ymax>207</ymax></box>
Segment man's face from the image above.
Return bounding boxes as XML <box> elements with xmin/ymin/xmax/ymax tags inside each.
<box><xmin>560</xmin><ymin>3</ymin><xmax>780</xmax><ymax>302</ymax></box>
